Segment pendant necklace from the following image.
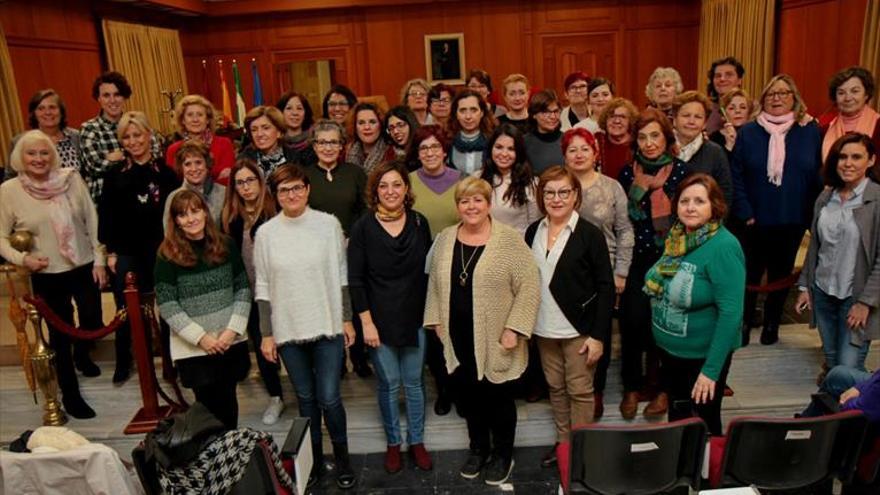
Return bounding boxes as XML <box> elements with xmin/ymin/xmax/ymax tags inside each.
<box><xmin>459</xmin><ymin>242</ymin><xmax>481</xmax><ymax>287</ymax></box>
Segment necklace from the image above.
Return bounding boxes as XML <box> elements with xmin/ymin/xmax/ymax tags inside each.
<box><xmin>319</xmin><ymin>163</ymin><xmax>336</xmax><ymax>182</ymax></box>
<box><xmin>459</xmin><ymin>242</ymin><xmax>481</xmax><ymax>287</ymax></box>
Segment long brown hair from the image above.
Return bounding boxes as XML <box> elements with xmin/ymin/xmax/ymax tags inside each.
<box><xmin>222</xmin><ymin>158</ymin><xmax>277</xmax><ymax>233</ymax></box>
<box><xmin>160</xmin><ymin>190</ymin><xmax>229</xmax><ymax>267</ymax></box>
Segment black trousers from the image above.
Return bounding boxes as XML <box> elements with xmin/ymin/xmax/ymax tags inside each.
<box><xmin>593</xmin><ymin>319</ymin><xmax>613</xmax><ymax>394</ymax></box>
<box><xmin>743</xmin><ymin>225</ymin><xmax>805</xmax><ymax>330</ymax></box>
<box><xmin>425</xmin><ymin>330</ymin><xmax>451</xmax><ymax>400</ymax></box>
<box><xmin>245</xmin><ymin>304</ymin><xmax>283</xmax><ymax>398</ymax></box>
<box><xmin>452</xmin><ymin>366</ymin><xmax>517</xmax><ymax>460</ymax></box>
<box><xmin>30</xmin><ymin>263</ymin><xmax>104</xmax><ymax>400</ymax></box>
<box><xmin>619</xmin><ymin>254</ymin><xmax>661</xmax><ymax>393</ymax></box>
<box><xmin>193</xmin><ymin>382</ymin><xmax>240</xmax><ymax>430</ymax></box>
<box><xmin>660</xmin><ymin>348</ymin><xmax>732</xmax><ymax>436</ymax></box>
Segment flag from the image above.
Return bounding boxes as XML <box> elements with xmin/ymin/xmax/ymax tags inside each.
<box><xmin>218</xmin><ymin>60</ymin><xmax>233</xmax><ymax>126</ymax></box>
<box><xmin>232</xmin><ymin>60</ymin><xmax>247</xmax><ymax>127</ymax></box>
<box><xmin>251</xmin><ymin>59</ymin><xmax>263</xmax><ymax>106</ymax></box>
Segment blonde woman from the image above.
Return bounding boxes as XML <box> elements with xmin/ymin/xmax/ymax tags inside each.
<box><xmin>165</xmin><ymin>94</ymin><xmax>235</xmax><ymax>185</ymax></box>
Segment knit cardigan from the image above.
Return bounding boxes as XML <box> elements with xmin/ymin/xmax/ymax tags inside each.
<box><xmin>155</xmin><ymin>239</ymin><xmax>251</xmax><ymax>362</ymax></box>
<box><xmin>424</xmin><ymin>219</ymin><xmax>541</xmax><ymax>383</ymax></box>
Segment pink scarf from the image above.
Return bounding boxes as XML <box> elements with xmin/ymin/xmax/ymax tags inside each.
<box><xmin>822</xmin><ymin>106</ymin><xmax>880</xmax><ymax>159</ymax></box>
<box><xmin>756</xmin><ymin>111</ymin><xmax>796</xmax><ymax>186</ymax></box>
<box><xmin>18</xmin><ymin>168</ymin><xmax>84</xmax><ymax>266</ymax></box>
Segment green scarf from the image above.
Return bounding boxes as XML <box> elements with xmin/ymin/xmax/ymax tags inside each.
<box><xmin>643</xmin><ymin>220</ymin><xmax>721</xmax><ymax>297</ymax></box>
<box><xmin>627</xmin><ymin>151</ymin><xmax>673</xmax><ymax>221</ymax></box>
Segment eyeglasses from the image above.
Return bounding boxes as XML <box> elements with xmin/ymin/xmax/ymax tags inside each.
<box><xmin>568</xmin><ymin>84</ymin><xmax>589</xmax><ymax>92</ymax></box>
<box><xmin>315</xmin><ymin>139</ymin><xmax>342</xmax><ymax>148</ymax></box>
<box><xmin>765</xmin><ymin>90</ymin><xmax>793</xmax><ymax>100</ymax></box>
<box><xmin>467</xmin><ymin>83</ymin><xmax>487</xmax><ymax>90</ymax></box>
<box><xmin>540</xmin><ymin>109</ymin><xmax>561</xmax><ymax>116</ymax></box>
<box><xmin>327</xmin><ymin>100</ymin><xmax>349</xmax><ymax>108</ymax></box>
<box><xmin>276</xmin><ymin>184</ymin><xmax>308</xmax><ymax>196</ymax></box>
<box><xmin>543</xmin><ymin>188</ymin><xmax>573</xmax><ymax>200</ymax></box>
<box><xmin>431</xmin><ymin>97</ymin><xmax>452</xmax><ymax>105</ymax></box>
<box><xmin>408</xmin><ymin>91</ymin><xmax>427</xmax><ymax>98</ymax></box>
<box><xmin>234</xmin><ymin>176</ymin><xmax>259</xmax><ymax>188</ymax></box>
<box><xmin>387</xmin><ymin>121</ymin><xmax>408</xmax><ymax>132</ymax></box>
<box><xmin>418</xmin><ymin>143</ymin><xmax>443</xmax><ymax>153</ymax></box>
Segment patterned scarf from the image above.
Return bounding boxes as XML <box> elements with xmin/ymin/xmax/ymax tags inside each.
<box><xmin>644</xmin><ymin>220</ymin><xmax>720</xmax><ymax>297</ymax></box>
<box><xmin>345</xmin><ymin>138</ymin><xmax>390</xmax><ymax>175</ymax></box>
<box><xmin>628</xmin><ymin>151</ymin><xmax>674</xmax><ymax>242</ymax></box>
<box><xmin>452</xmin><ymin>131</ymin><xmax>488</xmax><ymax>153</ymax></box>
<box><xmin>18</xmin><ymin>168</ymin><xmax>84</xmax><ymax>265</ymax></box>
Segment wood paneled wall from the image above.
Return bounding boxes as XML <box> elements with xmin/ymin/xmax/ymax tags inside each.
<box><xmin>180</xmin><ymin>0</ymin><xmax>701</xmax><ymax>113</ymax></box>
<box><xmin>776</xmin><ymin>0</ymin><xmax>868</xmax><ymax>117</ymax></box>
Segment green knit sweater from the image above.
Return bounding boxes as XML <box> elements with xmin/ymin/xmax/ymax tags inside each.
<box><xmin>155</xmin><ymin>238</ymin><xmax>251</xmax><ymax>361</ymax></box>
<box><xmin>648</xmin><ymin>227</ymin><xmax>745</xmax><ymax>380</ymax></box>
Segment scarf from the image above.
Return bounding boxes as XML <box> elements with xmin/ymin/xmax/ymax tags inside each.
<box><xmin>756</xmin><ymin>111</ymin><xmax>796</xmax><ymax>186</ymax></box>
<box><xmin>643</xmin><ymin>220</ymin><xmax>721</xmax><ymax>297</ymax></box>
<box><xmin>376</xmin><ymin>204</ymin><xmax>404</xmax><ymax>221</ymax></box>
<box><xmin>183</xmin><ymin>130</ymin><xmax>213</xmax><ymax>147</ymax></box>
<box><xmin>257</xmin><ymin>146</ymin><xmax>287</xmax><ymax>175</ymax></box>
<box><xmin>452</xmin><ymin>131</ymin><xmax>488</xmax><ymax>153</ymax></box>
<box><xmin>345</xmin><ymin>139</ymin><xmax>390</xmax><ymax>175</ymax></box>
<box><xmin>677</xmin><ymin>133</ymin><xmax>704</xmax><ymax>163</ymax></box>
<box><xmin>628</xmin><ymin>152</ymin><xmax>674</xmax><ymax>246</ymax></box>
<box><xmin>18</xmin><ymin>168</ymin><xmax>84</xmax><ymax>265</ymax></box>
<box><xmin>822</xmin><ymin>106</ymin><xmax>880</xmax><ymax>159</ymax></box>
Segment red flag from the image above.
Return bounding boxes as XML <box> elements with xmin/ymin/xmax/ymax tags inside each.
<box><xmin>218</xmin><ymin>60</ymin><xmax>233</xmax><ymax>126</ymax></box>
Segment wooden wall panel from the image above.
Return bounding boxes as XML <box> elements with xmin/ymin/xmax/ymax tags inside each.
<box><xmin>777</xmin><ymin>0</ymin><xmax>868</xmax><ymax>117</ymax></box>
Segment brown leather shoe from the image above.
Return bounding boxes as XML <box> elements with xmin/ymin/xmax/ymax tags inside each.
<box><xmin>643</xmin><ymin>392</ymin><xmax>668</xmax><ymax>418</ymax></box>
<box><xmin>619</xmin><ymin>391</ymin><xmax>639</xmax><ymax>420</ymax></box>
<box><xmin>594</xmin><ymin>392</ymin><xmax>604</xmax><ymax>420</ymax></box>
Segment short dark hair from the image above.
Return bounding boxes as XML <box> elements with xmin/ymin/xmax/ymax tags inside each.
<box><xmin>174</xmin><ymin>140</ymin><xmax>213</xmax><ymax>176</ymax></box>
<box><xmin>588</xmin><ymin>77</ymin><xmax>615</xmax><ymax>96</ymax></box>
<box><xmin>322</xmin><ymin>85</ymin><xmax>357</xmax><ymax>119</ymax></box>
<box><xmin>429</xmin><ymin>83</ymin><xmax>454</xmax><ymax>103</ymax></box>
<box><xmin>673</xmin><ymin>173</ymin><xmax>728</xmax><ymax>222</ymax></box>
<box><xmin>828</xmin><ymin>66</ymin><xmax>875</xmax><ymax>102</ymax></box>
<box><xmin>406</xmin><ymin>124</ymin><xmax>450</xmax><ymax>166</ymax></box>
<box><xmin>91</xmin><ymin>71</ymin><xmax>132</xmax><ymax>100</ymax></box>
<box><xmin>536</xmin><ymin>166</ymin><xmax>582</xmax><ymax>215</ymax></box>
<box><xmin>365</xmin><ymin>161</ymin><xmax>414</xmax><ymax>211</ymax></box>
<box><xmin>824</xmin><ymin>132</ymin><xmax>877</xmax><ymax>189</ymax></box>
<box><xmin>269</xmin><ymin>163</ymin><xmax>310</xmax><ymax>194</ymax></box>
<box><xmin>27</xmin><ymin>89</ymin><xmax>67</xmax><ymax>130</ymax></box>
<box><xmin>276</xmin><ymin>91</ymin><xmax>315</xmax><ymax>131</ymax></box>
<box><xmin>706</xmin><ymin>57</ymin><xmax>745</xmax><ymax>101</ymax></box>
<box><xmin>467</xmin><ymin>69</ymin><xmax>493</xmax><ymax>92</ymax></box>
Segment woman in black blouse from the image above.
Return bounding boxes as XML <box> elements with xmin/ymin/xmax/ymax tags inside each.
<box><xmin>348</xmin><ymin>161</ymin><xmax>433</xmax><ymax>474</ymax></box>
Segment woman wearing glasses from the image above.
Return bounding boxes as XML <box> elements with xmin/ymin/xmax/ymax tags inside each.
<box><xmin>525</xmin><ymin>166</ymin><xmax>614</xmax><ymax>465</ymax></box>
<box><xmin>402</xmin><ymin>79</ymin><xmax>432</xmax><ymax>125</ymax></box>
<box><xmin>322</xmin><ymin>85</ymin><xmax>358</xmax><ymax>128</ymax></box>
<box><xmin>466</xmin><ymin>69</ymin><xmax>507</xmax><ymax>118</ymax></box>
<box><xmin>730</xmin><ymin>74</ymin><xmax>823</xmax><ymax>346</ymax></box>
<box><xmin>428</xmin><ymin>83</ymin><xmax>454</xmax><ymax>130</ymax></box>
<box><xmin>384</xmin><ymin>106</ymin><xmax>420</xmax><ymax>164</ymax></box>
<box><xmin>596</xmin><ymin>98</ymin><xmax>639</xmax><ymax>181</ymax></box>
<box><xmin>524</xmin><ymin>90</ymin><xmax>564</xmax><ymax>175</ymax></box>
<box><xmin>560</xmin><ymin>72</ymin><xmax>590</xmax><ymax>131</ymax></box>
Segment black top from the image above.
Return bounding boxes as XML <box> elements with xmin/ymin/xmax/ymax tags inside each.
<box><xmin>449</xmin><ymin>239</ymin><xmax>485</xmax><ymax>375</ymax></box>
<box><xmin>303</xmin><ymin>162</ymin><xmax>367</xmax><ymax>235</ymax></box>
<box><xmin>683</xmin><ymin>139</ymin><xmax>733</xmax><ymax>212</ymax></box>
<box><xmin>227</xmin><ymin>214</ymin><xmax>267</xmax><ymax>251</ymax></box>
<box><xmin>348</xmin><ymin>210</ymin><xmax>432</xmax><ymax>347</ymax></box>
<box><xmin>98</xmin><ymin>156</ymin><xmax>179</xmax><ymax>257</ymax></box>
<box><xmin>497</xmin><ymin>114</ymin><xmax>532</xmax><ymax>135</ymax></box>
<box><xmin>525</xmin><ymin>217</ymin><xmax>615</xmax><ymax>342</ymax></box>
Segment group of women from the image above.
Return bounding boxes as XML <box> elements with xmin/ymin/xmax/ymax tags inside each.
<box><xmin>1</xmin><ymin>59</ymin><xmax>879</xmax><ymax>490</ymax></box>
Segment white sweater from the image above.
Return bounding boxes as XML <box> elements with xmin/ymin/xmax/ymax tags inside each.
<box><xmin>254</xmin><ymin>208</ymin><xmax>347</xmax><ymax>344</ymax></box>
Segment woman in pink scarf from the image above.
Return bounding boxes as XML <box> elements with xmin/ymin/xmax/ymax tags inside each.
<box><xmin>0</xmin><ymin>130</ymin><xmax>107</xmax><ymax>419</ymax></box>
<box><xmin>820</xmin><ymin>67</ymin><xmax>879</xmax><ymax>182</ymax></box>
<box><xmin>729</xmin><ymin>74</ymin><xmax>823</xmax><ymax>347</ymax></box>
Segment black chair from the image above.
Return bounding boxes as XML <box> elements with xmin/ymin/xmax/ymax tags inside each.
<box><xmin>718</xmin><ymin>410</ymin><xmax>868</xmax><ymax>492</ymax></box>
<box><xmin>568</xmin><ymin>417</ymin><xmax>707</xmax><ymax>494</ymax></box>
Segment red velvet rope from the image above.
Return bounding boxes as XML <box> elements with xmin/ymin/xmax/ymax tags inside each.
<box><xmin>745</xmin><ymin>270</ymin><xmax>802</xmax><ymax>293</ymax></box>
<box><xmin>24</xmin><ymin>295</ymin><xmax>126</xmax><ymax>340</ymax></box>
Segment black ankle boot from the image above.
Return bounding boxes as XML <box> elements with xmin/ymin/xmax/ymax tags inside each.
<box><xmin>332</xmin><ymin>441</ymin><xmax>356</xmax><ymax>489</ymax></box>
<box><xmin>741</xmin><ymin>323</ymin><xmax>752</xmax><ymax>347</ymax></box>
<box><xmin>62</xmin><ymin>393</ymin><xmax>96</xmax><ymax>419</ymax></box>
<box><xmin>760</xmin><ymin>325</ymin><xmax>779</xmax><ymax>345</ymax></box>
<box><xmin>307</xmin><ymin>441</ymin><xmax>325</xmax><ymax>488</ymax></box>
<box><xmin>74</xmin><ymin>353</ymin><xmax>101</xmax><ymax>377</ymax></box>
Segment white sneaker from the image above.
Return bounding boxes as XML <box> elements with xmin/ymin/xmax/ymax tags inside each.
<box><xmin>262</xmin><ymin>396</ymin><xmax>285</xmax><ymax>425</ymax></box>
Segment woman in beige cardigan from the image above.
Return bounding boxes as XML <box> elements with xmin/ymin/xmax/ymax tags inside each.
<box><xmin>424</xmin><ymin>176</ymin><xmax>540</xmax><ymax>486</ymax></box>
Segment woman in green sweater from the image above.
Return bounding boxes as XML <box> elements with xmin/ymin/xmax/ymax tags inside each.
<box><xmin>155</xmin><ymin>190</ymin><xmax>251</xmax><ymax>429</ymax></box>
<box><xmin>644</xmin><ymin>173</ymin><xmax>745</xmax><ymax>435</ymax></box>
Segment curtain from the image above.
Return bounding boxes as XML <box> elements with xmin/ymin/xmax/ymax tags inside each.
<box><xmin>862</xmin><ymin>0</ymin><xmax>880</xmax><ymax>111</ymax></box>
<box><xmin>0</xmin><ymin>24</ymin><xmax>24</xmax><ymax>169</ymax></box>
<box><xmin>102</xmin><ymin>20</ymin><xmax>188</xmax><ymax>136</ymax></box>
<box><xmin>697</xmin><ymin>0</ymin><xmax>775</xmax><ymax>101</ymax></box>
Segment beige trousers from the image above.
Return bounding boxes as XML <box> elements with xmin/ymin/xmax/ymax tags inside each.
<box><xmin>537</xmin><ymin>335</ymin><xmax>596</xmax><ymax>443</ymax></box>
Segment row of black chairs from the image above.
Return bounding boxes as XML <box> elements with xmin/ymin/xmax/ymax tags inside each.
<box><xmin>565</xmin><ymin>410</ymin><xmax>876</xmax><ymax>494</ymax></box>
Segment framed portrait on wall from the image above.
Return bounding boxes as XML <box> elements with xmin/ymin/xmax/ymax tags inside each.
<box><xmin>424</xmin><ymin>33</ymin><xmax>465</xmax><ymax>84</ymax></box>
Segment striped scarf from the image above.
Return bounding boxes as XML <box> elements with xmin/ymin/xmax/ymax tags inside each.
<box><xmin>643</xmin><ymin>220</ymin><xmax>720</xmax><ymax>297</ymax></box>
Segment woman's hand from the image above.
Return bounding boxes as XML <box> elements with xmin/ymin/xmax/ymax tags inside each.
<box><xmin>363</xmin><ymin>322</ymin><xmax>381</xmax><ymax>348</ymax></box>
<box><xmin>218</xmin><ymin>168</ymin><xmax>231</xmax><ymax>181</ymax></box>
<box><xmin>92</xmin><ymin>264</ymin><xmax>108</xmax><ymax>288</ymax></box>
<box><xmin>795</xmin><ymin>291</ymin><xmax>812</xmax><ymax>314</ymax></box>
<box><xmin>107</xmin><ymin>254</ymin><xmax>118</xmax><ymax>274</ymax></box>
<box><xmin>500</xmin><ymin>328</ymin><xmax>519</xmax><ymax>350</ymax></box>
<box><xmin>106</xmin><ymin>149</ymin><xmax>124</xmax><ymax>162</ymax></box>
<box><xmin>614</xmin><ymin>275</ymin><xmax>626</xmax><ymax>295</ymax></box>
<box><xmin>691</xmin><ymin>373</ymin><xmax>716</xmax><ymax>404</ymax></box>
<box><xmin>22</xmin><ymin>254</ymin><xmax>49</xmax><ymax>272</ymax></box>
<box><xmin>343</xmin><ymin>321</ymin><xmax>356</xmax><ymax>348</ymax></box>
<box><xmin>847</xmin><ymin>302</ymin><xmax>870</xmax><ymax>330</ymax></box>
<box><xmin>578</xmin><ymin>337</ymin><xmax>604</xmax><ymax>366</ymax></box>
<box><xmin>261</xmin><ymin>336</ymin><xmax>278</xmax><ymax>363</ymax></box>
<box><xmin>218</xmin><ymin>329</ymin><xmax>238</xmax><ymax>346</ymax></box>
<box><xmin>839</xmin><ymin>387</ymin><xmax>860</xmax><ymax>405</ymax></box>
<box><xmin>198</xmin><ymin>334</ymin><xmax>228</xmax><ymax>355</ymax></box>
<box><xmin>720</xmin><ymin>122</ymin><xmax>737</xmax><ymax>151</ymax></box>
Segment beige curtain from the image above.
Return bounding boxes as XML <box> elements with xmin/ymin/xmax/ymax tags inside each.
<box><xmin>102</xmin><ymin>20</ymin><xmax>188</xmax><ymax>136</ymax></box>
<box><xmin>1</xmin><ymin>24</ymin><xmax>24</xmax><ymax>169</ymax></box>
<box><xmin>697</xmin><ymin>0</ymin><xmax>775</xmax><ymax>101</ymax></box>
<box><xmin>862</xmin><ymin>0</ymin><xmax>880</xmax><ymax>111</ymax></box>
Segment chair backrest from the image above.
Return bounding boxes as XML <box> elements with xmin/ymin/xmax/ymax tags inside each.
<box><xmin>719</xmin><ymin>410</ymin><xmax>868</xmax><ymax>491</ymax></box>
<box><xmin>568</xmin><ymin>417</ymin><xmax>708</xmax><ymax>495</ymax></box>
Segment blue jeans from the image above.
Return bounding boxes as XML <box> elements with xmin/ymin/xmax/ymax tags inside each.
<box><xmin>801</xmin><ymin>365</ymin><xmax>873</xmax><ymax>417</ymax></box>
<box><xmin>278</xmin><ymin>335</ymin><xmax>348</xmax><ymax>447</ymax></box>
<box><xmin>368</xmin><ymin>328</ymin><xmax>426</xmax><ymax>446</ymax></box>
<box><xmin>812</xmin><ymin>285</ymin><xmax>872</xmax><ymax>370</ymax></box>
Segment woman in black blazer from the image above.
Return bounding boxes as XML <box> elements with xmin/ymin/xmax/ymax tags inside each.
<box><xmin>524</xmin><ymin>166</ymin><xmax>615</xmax><ymax>467</ymax></box>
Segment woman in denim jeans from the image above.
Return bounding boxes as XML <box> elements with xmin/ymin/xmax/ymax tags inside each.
<box><xmin>348</xmin><ymin>161</ymin><xmax>433</xmax><ymax>473</ymax></box>
<box><xmin>255</xmin><ymin>164</ymin><xmax>357</xmax><ymax>490</ymax></box>
<box><xmin>797</xmin><ymin>132</ymin><xmax>880</xmax><ymax>375</ymax></box>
